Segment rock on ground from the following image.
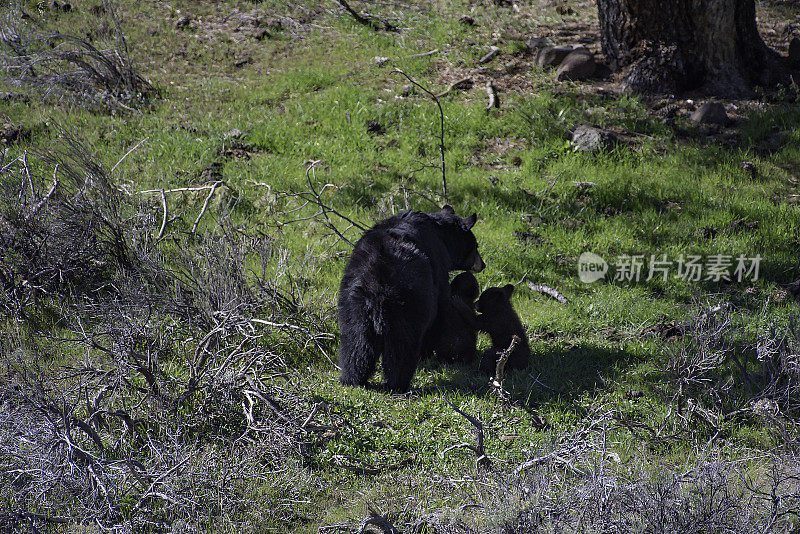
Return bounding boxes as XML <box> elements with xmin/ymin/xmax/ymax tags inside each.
<box><xmin>571</xmin><ymin>125</ymin><xmax>618</xmax><ymax>152</ymax></box>
<box><xmin>556</xmin><ymin>50</ymin><xmax>596</xmax><ymax>81</ymax></box>
<box><xmin>690</xmin><ymin>102</ymin><xmax>729</xmax><ymax>125</ymax></box>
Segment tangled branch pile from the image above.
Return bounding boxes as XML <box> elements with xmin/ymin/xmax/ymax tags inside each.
<box><xmin>0</xmin><ymin>1</ymin><xmax>154</xmax><ymax>110</ymax></box>
<box><xmin>0</xmin><ymin>136</ymin><xmax>332</xmax><ymax>532</ymax></box>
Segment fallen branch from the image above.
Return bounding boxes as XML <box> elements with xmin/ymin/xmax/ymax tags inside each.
<box><xmin>435</xmin><ymin>77</ymin><xmax>473</xmax><ymax>98</ymax></box>
<box><xmin>333</xmin><ymin>0</ymin><xmax>397</xmax><ymax>32</ymax></box>
<box><xmin>485</xmin><ymin>81</ymin><xmax>500</xmax><ymax>111</ymax></box>
<box><xmin>526</xmin><ymin>280</ymin><xmax>569</xmax><ymax>304</ymax></box>
<box><xmin>444</xmin><ymin>398</ymin><xmax>491</xmax><ymax>469</ymax></box>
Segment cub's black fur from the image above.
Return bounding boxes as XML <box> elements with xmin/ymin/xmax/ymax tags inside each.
<box><xmin>476</xmin><ymin>284</ymin><xmax>530</xmax><ymax>374</ymax></box>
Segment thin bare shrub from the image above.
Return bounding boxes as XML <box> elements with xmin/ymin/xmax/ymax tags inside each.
<box><xmin>0</xmin><ymin>1</ymin><xmax>154</xmax><ymax>110</ymax></box>
<box><xmin>0</xmin><ymin>135</ymin><xmax>333</xmax><ymax>532</ymax></box>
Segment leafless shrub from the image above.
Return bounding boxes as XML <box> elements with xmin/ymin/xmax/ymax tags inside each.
<box><xmin>0</xmin><ymin>1</ymin><xmax>154</xmax><ymax>110</ymax></box>
<box><xmin>416</xmin><ymin>414</ymin><xmax>800</xmax><ymax>534</ymax></box>
<box><xmin>663</xmin><ymin>304</ymin><xmax>736</xmax><ymax>430</ymax></box>
<box><xmin>0</xmin><ymin>135</ymin><xmax>129</xmax><ymax>319</ymax></box>
<box><xmin>0</xmin><ymin>134</ymin><xmax>333</xmax><ymax>531</ymax></box>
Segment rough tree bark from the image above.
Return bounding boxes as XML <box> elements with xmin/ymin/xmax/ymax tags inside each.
<box><xmin>597</xmin><ymin>0</ymin><xmax>790</xmax><ymax>96</ymax></box>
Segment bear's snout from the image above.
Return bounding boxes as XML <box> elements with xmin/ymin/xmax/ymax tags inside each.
<box><xmin>470</xmin><ymin>252</ymin><xmax>486</xmax><ymax>273</ymax></box>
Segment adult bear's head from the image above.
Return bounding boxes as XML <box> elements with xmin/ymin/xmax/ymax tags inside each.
<box><xmin>433</xmin><ymin>205</ymin><xmax>485</xmax><ymax>273</ymax></box>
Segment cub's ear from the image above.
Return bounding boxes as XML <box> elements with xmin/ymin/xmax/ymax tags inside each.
<box><xmin>462</xmin><ymin>213</ymin><xmax>477</xmax><ymax>230</ymax></box>
<box><xmin>441</xmin><ymin>205</ymin><xmax>455</xmax><ymax>215</ymax></box>
<box><xmin>503</xmin><ymin>284</ymin><xmax>515</xmax><ymax>298</ymax></box>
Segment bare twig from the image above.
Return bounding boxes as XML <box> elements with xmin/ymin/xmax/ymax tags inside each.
<box><xmin>110</xmin><ymin>137</ymin><xmax>149</xmax><ymax>175</ymax></box>
<box><xmin>490</xmin><ymin>335</ymin><xmax>519</xmax><ymax>403</ymax></box>
<box><xmin>191</xmin><ymin>180</ymin><xmax>222</xmax><ymax>234</ymax></box>
<box><xmin>444</xmin><ymin>398</ymin><xmax>491</xmax><ymax>469</ymax></box>
<box><xmin>393</xmin><ymin>68</ymin><xmax>447</xmax><ymax>201</ymax></box>
<box><xmin>157</xmin><ymin>189</ymin><xmax>168</xmax><ymax>239</ymax></box>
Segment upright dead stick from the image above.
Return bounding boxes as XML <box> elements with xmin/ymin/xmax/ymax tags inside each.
<box><xmin>393</xmin><ymin>68</ymin><xmax>447</xmax><ymax>202</ymax></box>
<box><xmin>444</xmin><ymin>398</ymin><xmax>492</xmax><ymax>469</ymax></box>
<box><xmin>191</xmin><ymin>181</ymin><xmax>221</xmax><ymax>234</ymax></box>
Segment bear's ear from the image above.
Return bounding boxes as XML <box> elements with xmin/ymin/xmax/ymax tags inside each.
<box><xmin>462</xmin><ymin>213</ymin><xmax>477</xmax><ymax>230</ymax></box>
<box><xmin>503</xmin><ymin>284</ymin><xmax>515</xmax><ymax>299</ymax></box>
<box><xmin>441</xmin><ymin>205</ymin><xmax>455</xmax><ymax>215</ymax></box>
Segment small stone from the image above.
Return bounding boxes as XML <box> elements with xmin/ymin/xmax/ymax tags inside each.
<box><xmin>536</xmin><ymin>45</ymin><xmax>584</xmax><ymax>68</ymax></box>
<box><xmin>556</xmin><ymin>5</ymin><xmax>575</xmax><ymax>15</ymax></box>
<box><xmin>175</xmin><ymin>15</ymin><xmax>191</xmax><ymax>29</ymax></box>
<box><xmin>224</xmin><ymin>129</ymin><xmax>244</xmax><ymax>139</ymax></box>
<box><xmin>556</xmin><ymin>50</ymin><xmax>596</xmax><ymax>81</ymax></box>
<box><xmin>478</xmin><ymin>46</ymin><xmax>501</xmax><ymax>64</ymax></box>
<box><xmin>690</xmin><ymin>102</ymin><xmax>729</xmax><ymax>125</ymax></box>
<box><xmin>571</xmin><ymin>125</ymin><xmax>617</xmax><ymax>152</ymax></box>
<box><xmin>789</xmin><ymin>37</ymin><xmax>800</xmax><ymax>68</ymax></box>
<box><xmin>511</xmin><ymin>156</ymin><xmax>522</xmax><ymax>166</ymax></box>
<box><xmin>373</xmin><ymin>56</ymin><xmax>390</xmax><ymax>67</ymax></box>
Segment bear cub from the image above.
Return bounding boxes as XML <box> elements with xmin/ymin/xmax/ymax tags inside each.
<box><xmin>434</xmin><ymin>272</ymin><xmax>480</xmax><ymax>364</ymax></box>
<box><xmin>476</xmin><ymin>284</ymin><xmax>531</xmax><ymax>375</ymax></box>
<box><xmin>338</xmin><ymin>206</ymin><xmax>485</xmax><ymax>392</ymax></box>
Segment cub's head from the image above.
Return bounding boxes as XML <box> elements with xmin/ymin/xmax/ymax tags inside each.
<box><xmin>451</xmin><ymin>272</ymin><xmax>480</xmax><ymax>302</ymax></box>
<box><xmin>433</xmin><ymin>205</ymin><xmax>485</xmax><ymax>273</ymax></box>
<box><xmin>476</xmin><ymin>284</ymin><xmax>514</xmax><ymax>313</ymax></box>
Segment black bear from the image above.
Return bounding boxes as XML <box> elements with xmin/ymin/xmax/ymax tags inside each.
<box><xmin>476</xmin><ymin>284</ymin><xmax>531</xmax><ymax>375</ymax></box>
<box><xmin>338</xmin><ymin>206</ymin><xmax>485</xmax><ymax>392</ymax></box>
<box><xmin>434</xmin><ymin>272</ymin><xmax>480</xmax><ymax>364</ymax></box>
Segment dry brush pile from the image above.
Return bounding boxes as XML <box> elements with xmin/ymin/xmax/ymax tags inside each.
<box><xmin>0</xmin><ymin>136</ymin><xmax>334</xmax><ymax>532</ymax></box>
<box><xmin>0</xmin><ymin>1</ymin><xmax>154</xmax><ymax>110</ymax></box>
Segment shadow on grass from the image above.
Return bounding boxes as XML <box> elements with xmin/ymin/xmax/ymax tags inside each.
<box><xmin>418</xmin><ymin>341</ymin><xmax>640</xmax><ymax>409</ymax></box>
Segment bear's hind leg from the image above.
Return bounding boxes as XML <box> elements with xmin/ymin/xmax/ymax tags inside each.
<box><xmin>339</xmin><ymin>323</ymin><xmax>380</xmax><ymax>387</ymax></box>
<box><xmin>381</xmin><ymin>339</ymin><xmax>421</xmax><ymax>393</ymax></box>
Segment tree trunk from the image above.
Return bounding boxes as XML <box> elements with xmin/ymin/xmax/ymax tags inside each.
<box><xmin>597</xmin><ymin>0</ymin><xmax>789</xmax><ymax>96</ymax></box>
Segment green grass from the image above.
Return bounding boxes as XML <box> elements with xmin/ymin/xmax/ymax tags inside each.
<box><xmin>3</xmin><ymin>0</ymin><xmax>800</xmax><ymax>531</ymax></box>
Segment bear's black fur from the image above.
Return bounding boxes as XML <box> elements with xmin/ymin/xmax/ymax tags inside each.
<box><xmin>476</xmin><ymin>284</ymin><xmax>531</xmax><ymax>374</ymax></box>
<box><xmin>434</xmin><ymin>272</ymin><xmax>480</xmax><ymax>364</ymax></box>
<box><xmin>338</xmin><ymin>206</ymin><xmax>485</xmax><ymax>392</ymax></box>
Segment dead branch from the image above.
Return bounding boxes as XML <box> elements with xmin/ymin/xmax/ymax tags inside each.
<box><xmin>333</xmin><ymin>0</ymin><xmax>397</xmax><ymax>32</ymax></box>
<box><xmin>157</xmin><ymin>189</ymin><xmax>168</xmax><ymax>239</ymax></box>
<box><xmin>393</xmin><ymin>68</ymin><xmax>447</xmax><ymax>202</ymax></box>
<box><xmin>444</xmin><ymin>398</ymin><xmax>491</xmax><ymax>469</ymax></box>
<box><xmin>191</xmin><ymin>180</ymin><xmax>222</xmax><ymax>234</ymax></box>
<box><xmin>485</xmin><ymin>81</ymin><xmax>499</xmax><ymax>111</ymax></box>
<box><xmin>435</xmin><ymin>77</ymin><xmax>473</xmax><ymax>98</ymax></box>
<box><xmin>490</xmin><ymin>335</ymin><xmax>518</xmax><ymax>403</ymax></box>
<box><xmin>526</xmin><ymin>280</ymin><xmax>569</xmax><ymax>304</ymax></box>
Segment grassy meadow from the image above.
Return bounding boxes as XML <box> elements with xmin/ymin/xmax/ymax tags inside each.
<box><xmin>2</xmin><ymin>0</ymin><xmax>800</xmax><ymax>532</ymax></box>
